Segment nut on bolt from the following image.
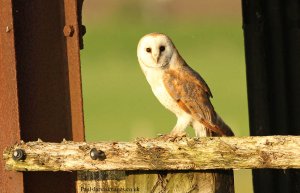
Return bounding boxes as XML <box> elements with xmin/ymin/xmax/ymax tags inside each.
<box><xmin>90</xmin><ymin>148</ymin><xmax>106</xmax><ymax>160</ymax></box>
<box><xmin>12</xmin><ymin>149</ymin><xmax>26</xmax><ymax>161</ymax></box>
<box><xmin>81</xmin><ymin>25</ymin><xmax>86</xmax><ymax>36</ymax></box>
<box><xmin>63</xmin><ymin>25</ymin><xmax>74</xmax><ymax>37</ymax></box>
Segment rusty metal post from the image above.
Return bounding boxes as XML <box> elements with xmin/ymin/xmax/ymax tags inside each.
<box><xmin>0</xmin><ymin>0</ymin><xmax>85</xmax><ymax>192</ymax></box>
<box><xmin>63</xmin><ymin>0</ymin><xmax>85</xmax><ymax>142</ymax></box>
<box><xmin>0</xmin><ymin>1</ymin><xmax>24</xmax><ymax>193</ymax></box>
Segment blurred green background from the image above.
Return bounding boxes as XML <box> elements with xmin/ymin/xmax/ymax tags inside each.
<box><xmin>81</xmin><ymin>0</ymin><xmax>252</xmax><ymax>192</ymax></box>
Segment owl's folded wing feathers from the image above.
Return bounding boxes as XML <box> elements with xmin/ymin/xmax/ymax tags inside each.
<box><xmin>163</xmin><ymin>66</ymin><xmax>234</xmax><ymax>136</ymax></box>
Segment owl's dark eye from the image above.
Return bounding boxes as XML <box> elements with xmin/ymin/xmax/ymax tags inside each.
<box><xmin>159</xmin><ymin>46</ymin><xmax>165</xmax><ymax>52</ymax></box>
<box><xmin>146</xmin><ymin>48</ymin><xmax>152</xmax><ymax>53</ymax></box>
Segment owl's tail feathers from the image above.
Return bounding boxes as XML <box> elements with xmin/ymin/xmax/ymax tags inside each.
<box><xmin>200</xmin><ymin>115</ymin><xmax>234</xmax><ymax>136</ymax></box>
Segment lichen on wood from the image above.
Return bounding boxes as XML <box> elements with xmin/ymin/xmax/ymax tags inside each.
<box><xmin>3</xmin><ymin>136</ymin><xmax>300</xmax><ymax>171</ymax></box>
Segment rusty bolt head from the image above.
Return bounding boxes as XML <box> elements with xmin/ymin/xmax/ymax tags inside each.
<box><xmin>63</xmin><ymin>25</ymin><xmax>74</xmax><ymax>37</ymax></box>
<box><xmin>12</xmin><ymin>149</ymin><xmax>26</xmax><ymax>161</ymax></box>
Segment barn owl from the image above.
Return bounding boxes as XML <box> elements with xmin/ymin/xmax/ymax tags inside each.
<box><xmin>137</xmin><ymin>33</ymin><xmax>234</xmax><ymax>137</ymax></box>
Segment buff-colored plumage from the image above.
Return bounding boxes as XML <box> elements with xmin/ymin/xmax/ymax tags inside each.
<box><xmin>137</xmin><ymin>33</ymin><xmax>234</xmax><ymax>137</ymax></box>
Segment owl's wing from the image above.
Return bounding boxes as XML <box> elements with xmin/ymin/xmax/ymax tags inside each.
<box><xmin>163</xmin><ymin>66</ymin><xmax>234</xmax><ymax>136</ymax></box>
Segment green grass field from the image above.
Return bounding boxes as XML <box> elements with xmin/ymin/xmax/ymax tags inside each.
<box><xmin>81</xmin><ymin>20</ymin><xmax>249</xmax><ymax>141</ymax></box>
<box><xmin>80</xmin><ymin>19</ymin><xmax>252</xmax><ymax>193</ymax></box>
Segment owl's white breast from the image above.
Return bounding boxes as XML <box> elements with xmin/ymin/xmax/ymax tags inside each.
<box><xmin>144</xmin><ymin>68</ymin><xmax>188</xmax><ymax>117</ymax></box>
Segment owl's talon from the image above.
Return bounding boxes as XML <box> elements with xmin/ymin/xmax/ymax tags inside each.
<box><xmin>158</xmin><ymin>133</ymin><xmax>187</xmax><ymax>142</ymax></box>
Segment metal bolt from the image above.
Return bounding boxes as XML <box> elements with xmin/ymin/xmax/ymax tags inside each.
<box><xmin>81</xmin><ymin>25</ymin><xmax>86</xmax><ymax>36</ymax></box>
<box><xmin>12</xmin><ymin>149</ymin><xmax>26</xmax><ymax>161</ymax></box>
<box><xmin>5</xmin><ymin>26</ymin><xmax>11</xmax><ymax>33</ymax></box>
<box><xmin>63</xmin><ymin>25</ymin><xmax>74</xmax><ymax>37</ymax></box>
<box><xmin>90</xmin><ymin>148</ymin><xmax>106</xmax><ymax>160</ymax></box>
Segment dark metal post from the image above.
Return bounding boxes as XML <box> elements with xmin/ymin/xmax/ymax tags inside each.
<box><xmin>242</xmin><ymin>0</ymin><xmax>300</xmax><ymax>192</ymax></box>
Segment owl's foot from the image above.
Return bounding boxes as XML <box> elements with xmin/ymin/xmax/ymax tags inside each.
<box><xmin>157</xmin><ymin>132</ymin><xmax>187</xmax><ymax>142</ymax></box>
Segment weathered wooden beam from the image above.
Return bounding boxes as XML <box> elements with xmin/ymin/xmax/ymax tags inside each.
<box><xmin>76</xmin><ymin>170</ymin><xmax>234</xmax><ymax>193</ymax></box>
<box><xmin>3</xmin><ymin>136</ymin><xmax>300</xmax><ymax>171</ymax></box>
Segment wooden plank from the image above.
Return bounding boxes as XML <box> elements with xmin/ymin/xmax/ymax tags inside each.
<box><xmin>77</xmin><ymin>170</ymin><xmax>234</xmax><ymax>193</ymax></box>
<box><xmin>0</xmin><ymin>0</ymin><xmax>24</xmax><ymax>192</ymax></box>
<box><xmin>3</xmin><ymin>136</ymin><xmax>300</xmax><ymax>171</ymax></box>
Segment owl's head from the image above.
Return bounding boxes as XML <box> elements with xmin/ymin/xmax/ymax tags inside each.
<box><xmin>137</xmin><ymin>33</ymin><xmax>176</xmax><ymax>69</ymax></box>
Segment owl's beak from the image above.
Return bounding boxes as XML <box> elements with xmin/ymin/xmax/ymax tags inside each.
<box><xmin>152</xmin><ymin>53</ymin><xmax>160</xmax><ymax>63</ymax></box>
